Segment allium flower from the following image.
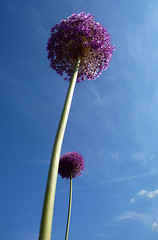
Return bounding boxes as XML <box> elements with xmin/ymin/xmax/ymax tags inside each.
<box><xmin>59</xmin><ymin>152</ymin><xmax>85</xmax><ymax>240</ymax></box>
<box><xmin>47</xmin><ymin>12</ymin><xmax>115</xmax><ymax>82</ymax></box>
<box><xmin>59</xmin><ymin>152</ymin><xmax>85</xmax><ymax>179</ymax></box>
<box><xmin>39</xmin><ymin>13</ymin><xmax>114</xmax><ymax>240</ymax></box>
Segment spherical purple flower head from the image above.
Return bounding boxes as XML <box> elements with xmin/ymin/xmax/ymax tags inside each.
<box><xmin>58</xmin><ymin>152</ymin><xmax>85</xmax><ymax>179</ymax></box>
<box><xmin>47</xmin><ymin>12</ymin><xmax>115</xmax><ymax>82</ymax></box>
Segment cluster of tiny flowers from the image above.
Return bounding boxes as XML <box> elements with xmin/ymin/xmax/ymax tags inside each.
<box><xmin>47</xmin><ymin>12</ymin><xmax>115</xmax><ymax>82</ymax></box>
<box><xmin>58</xmin><ymin>152</ymin><xmax>85</xmax><ymax>179</ymax></box>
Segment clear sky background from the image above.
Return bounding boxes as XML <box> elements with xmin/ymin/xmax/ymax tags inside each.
<box><xmin>1</xmin><ymin>0</ymin><xmax>158</xmax><ymax>239</ymax></box>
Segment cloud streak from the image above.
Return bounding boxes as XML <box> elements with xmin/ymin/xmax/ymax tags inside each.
<box><xmin>115</xmin><ymin>211</ymin><xmax>149</xmax><ymax>221</ymax></box>
<box><xmin>152</xmin><ymin>222</ymin><xmax>158</xmax><ymax>231</ymax></box>
<box><xmin>137</xmin><ymin>189</ymin><xmax>158</xmax><ymax>199</ymax></box>
<box><xmin>131</xmin><ymin>188</ymin><xmax>158</xmax><ymax>204</ymax></box>
<box><xmin>99</xmin><ymin>170</ymin><xmax>157</xmax><ymax>185</ymax></box>
<box><xmin>93</xmin><ymin>232</ymin><xmax>117</xmax><ymax>238</ymax></box>
<box><xmin>115</xmin><ymin>209</ymin><xmax>158</xmax><ymax>231</ymax></box>
<box><xmin>21</xmin><ymin>159</ymin><xmax>49</xmax><ymax>164</ymax></box>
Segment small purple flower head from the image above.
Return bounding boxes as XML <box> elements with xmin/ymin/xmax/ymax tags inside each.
<box><xmin>47</xmin><ymin>12</ymin><xmax>115</xmax><ymax>82</ymax></box>
<box><xmin>58</xmin><ymin>152</ymin><xmax>85</xmax><ymax>179</ymax></box>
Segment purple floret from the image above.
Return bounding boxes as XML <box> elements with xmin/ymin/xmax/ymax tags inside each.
<box><xmin>58</xmin><ymin>152</ymin><xmax>85</xmax><ymax>179</ymax></box>
<box><xmin>47</xmin><ymin>12</ymin><xmax>115</xmax><ymax>82</ymax></box>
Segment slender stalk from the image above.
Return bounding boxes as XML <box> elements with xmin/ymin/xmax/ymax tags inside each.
<box><xmin>39</xmin><ymin>57</ymin><xmax>80</xmax><ymax>240</ymax></box>
<box><xmin>65</xmin><ymin>177</ymin><xmax>72</xmax><ymax>240</ymax></box>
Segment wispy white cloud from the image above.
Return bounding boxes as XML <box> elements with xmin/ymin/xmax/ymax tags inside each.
<box><xmin>88</xmin><ymin>83</ymin><xmax>121</xmax><ymax>108</ymax></box>
<box><xmin>33</xmin><ymin>160</ymin><xmax>50</xmax><ymax>164</ymax></box>
<box><xmin>90</xmin><ymin>87</ymin><xmax>107</xmax><ymax>106</ymax></box>
<box><xmin>115</xmin><ymin>211</ymin><xmax>148</xmax><ymax>221</ymax></box>
<box><xmin>94</xmin><ymin>233</ymin><xmax>106</xmax><ymax>238</ymax></box>
<box><xmin>131</xmin><ymin>188</ymin><xmax>158</xmax><ymax>203</ymax></box>
<box><xmin>130</xmin><ymin>198</ymin><xmax>135</xmax><ymax>204</ymax></box>
<box><xmin>130</xmin><ymin>151</ymin><xmax>156</xmax><ymax>165</ymax></box>
<box><xmin>21</xmin><ymin>159</ymin><xmax>49</xmax><ymax>164</ymax></box>
<box><xmin>137</xmin><ymin>189</ymin><xmax>147</xmax><ymax>197</ymax></box>
<box><xmin>105</xmin><ymin>171</ymin><xmax>156</xmax><ymax>184</ymax></box>
<box><xmin>146</xmin><ymin>189</ymin><xmax>158</xmax><ymax>198</ymax></box>
<box><xmin>152</xmin><ymin>222</ymin><xmax>158</xmax><ymax>231</ymax></box>
<box><xmin>115</xmin><ymin>209</ymin><xmax>158</xmax><ymax>230</ymax></box>
<box><xmin>93</xmin><ymin>232</ymin><xmax>117</xmax><ymax>238</ymax></box>
<box><xmin>130</xmin><ymin>151</ymin><xmax>147</xmax><ymax>163</ymax></box>
<box><xmin>93</xmin><ymin>170</ymin><xmax>157</xmax><ymax>188</ymax></box>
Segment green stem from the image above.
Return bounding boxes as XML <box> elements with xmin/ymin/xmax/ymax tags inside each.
<box><xmin>39</xmin><ymin>57</ymin><xmax>80</xmax><ymax>240</ymax></box>
<box><xmin>65</xmin><ymin>177</ymin><xmax>72</xmax><ymax>240</ymax></box>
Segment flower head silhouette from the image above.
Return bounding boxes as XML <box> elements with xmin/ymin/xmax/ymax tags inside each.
<box><xmin>58</xmin><ymin>151</ymin><xmax>85</xmax><ymax>240</ymax></box>
<box><xmin>47</xmin><ymin>12</ymin><xmax>114</xmax><ymax>82</ymax></box>
<box><xmin>59</xmin><ymin>152</ymin><xmax>85</xmax><ymax>179</ymax></box>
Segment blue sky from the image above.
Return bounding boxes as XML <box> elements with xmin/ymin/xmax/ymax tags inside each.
<box><xmin>1</xmin><ymin>0</ymin><xmax>158</xmax><ymax>239</ymax></box>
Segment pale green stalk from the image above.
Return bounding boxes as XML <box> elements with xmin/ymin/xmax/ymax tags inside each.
<box><xmin>65</xmin><ymin>177</ymin><xmax>72</xmax><ymax>240</ymax></box>
<box><xmin>39</xmin><ymin>57</ymin><xmax>80</xmax><ymax>240</ymax></box>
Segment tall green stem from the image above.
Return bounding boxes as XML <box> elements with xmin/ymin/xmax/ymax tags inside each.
<box><xmin>65</xmin><ymin>177</ymin><xmax>72</xmax><ymax>240</ymax></box>
<box><xmin>39</xmin><ymin>57</ymin><xmax>80</xmax><ymax>240</ymax></box>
